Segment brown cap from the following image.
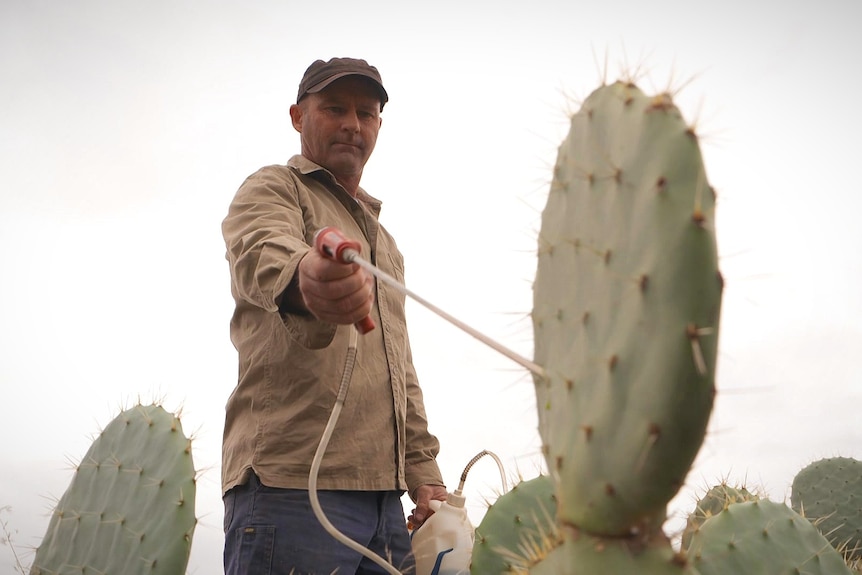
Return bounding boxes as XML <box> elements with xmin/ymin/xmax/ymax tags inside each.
<box><xmin>296</xmin><ymin>57</ymin><xmax>389</xmax><ymax>109</ymax></box>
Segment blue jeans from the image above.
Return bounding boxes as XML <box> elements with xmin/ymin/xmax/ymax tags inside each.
<box><xmin>223</xmin><ymin>474</ymin><xmax>416</xmax><ymax>574</ymax></box>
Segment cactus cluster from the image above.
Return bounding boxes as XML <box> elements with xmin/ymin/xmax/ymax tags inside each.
<box><xmin>477</xmin><ymin>469</ymin><xmax>858</xmax><ymax>574</ymax></box>
<box><xmin>471</xmin><ymin>79</ymin><xmax>858</xmax><ymax>575</ymax></box>
<box><xmin>29</xmin><ymin>403</ymin><xmax>197</xmax><ymax>575</ymax></box>
<box><xmin>472</xmin><ymin>79</ymin><xmax>721</xmax><ymax>574</ymax></box>
<box><xmin>681</xmin><ymin>456</ymin><xmax>862</xmax><ymax>574</ymax></box>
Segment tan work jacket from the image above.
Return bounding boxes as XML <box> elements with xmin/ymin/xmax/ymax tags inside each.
<box><xmin>221</xmin><ymin>155</ymin><xmax>444</xmax><ymax>498</ymax></box>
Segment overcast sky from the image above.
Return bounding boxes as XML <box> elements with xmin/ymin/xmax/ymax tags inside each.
<box><xmin>2</xmin><ymin>1</ymin><xmax>861</xmax><ymax>573</ymax></box>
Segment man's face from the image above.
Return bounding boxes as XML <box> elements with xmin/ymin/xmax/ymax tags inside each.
<box><xmin>290</xmin><ymin>76</ymin><xmax>383</xmax><ymax>189</ymax></box>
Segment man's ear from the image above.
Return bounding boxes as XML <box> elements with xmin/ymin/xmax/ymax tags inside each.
<box><xmin>289</xmin><ymin>103</ymin><xmax>302</xmax><ymax>133</ymax></box>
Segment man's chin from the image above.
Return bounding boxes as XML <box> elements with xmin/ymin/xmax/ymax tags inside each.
<box><xmin>331</xmin><ymin>151</ymin><xmax>365</xmax><ymax>166</ymax></box>
<box><xmin>324</xmin><ymin>157</ymin><xmax>364</xmax><ymax>178</ymax></box>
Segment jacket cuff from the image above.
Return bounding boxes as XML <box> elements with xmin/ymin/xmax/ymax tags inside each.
<box><xmin>406</xmin><ymin>460</ymin><xmax>446</xmax><ymax>501</ymax></box>
<box><xmin>277</xmin><ymin>251</ymin><xmax>338</xmax><ymax>349</ymax></box>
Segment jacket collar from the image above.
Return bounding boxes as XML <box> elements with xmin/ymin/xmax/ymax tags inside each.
<box><xmin>287</xmin><ymin>155</ymin><xmax>383</xmax><ymax>213</ymax></box>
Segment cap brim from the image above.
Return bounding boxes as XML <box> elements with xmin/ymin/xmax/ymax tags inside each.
<box><xmin>306</xmin><ymin>72</ymin><xmax>389</xmax><ymax>104</ymax></box>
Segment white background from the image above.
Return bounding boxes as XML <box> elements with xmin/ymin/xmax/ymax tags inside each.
<box><xmin>2</xmin><ymin>1</ymin><xmax>861</xmax><ymax>573</ymax></box>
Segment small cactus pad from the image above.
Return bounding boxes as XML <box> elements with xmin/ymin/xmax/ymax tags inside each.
<box><xmin>30</xmin><ymin>403</ymin><xmax>197</xmax><ymax>575</ymax></box>
<box><xmin>681</xmin><ymin>482</ymin><xmax>760</xmax><ymax>550</ymax></box>
<box><xmin>471</xmin><ymin>475</ymin><xmax>558</xmax><ymax>574</ymax></box>
<box><xmin>792</xmin><ymin>457</ymin><xmax>862</xmax><ymax>559</ymax></box>
<box><xmin>687</xmin><ymin>499</ymin><xmax>853</xmax><ymax>575</ymax></box>
<box><xmin>532</xmin><ymin>81</ymin><xmax>722</xmax><ymax>535</ymax></box>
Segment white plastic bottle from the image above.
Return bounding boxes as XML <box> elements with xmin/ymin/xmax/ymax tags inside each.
<box><xmin>411</xmin><ymin>492</ymin><xmax>474</xmax><ymax>575</ymax></box>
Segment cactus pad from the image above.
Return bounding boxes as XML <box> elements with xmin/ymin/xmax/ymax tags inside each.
<box><xmin>792</xmin><ymin>457</ymin><xmax>862</xmax><ymax>560</ymax></box>
<box><xmin>471</xmin><ymin>475</ymin><xmax>558</xmax><ymax>574</ymax></box>
<box><xmin>30</xmin><ymin>403</ymin><xmax>197</xmax><ymax>574</ymax></box>
<box><xmin>681</xmin><ymin>482</ymin><xmax>760</xmax><ymax>550</ymax></box>
<box><xmin>532</xmin><ymin>80</ymin><xmax>722</xmax><ymax>535</ymax></box>
<box><xmin>687</xmin><ymin>499</ymin><xmax>852</xmax><ymax>575</ymax></box>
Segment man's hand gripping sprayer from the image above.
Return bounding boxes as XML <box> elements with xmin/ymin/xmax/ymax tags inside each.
<box><xmin>313</xmin><ymin>226</ymin><xmax>377</xmax><ymax>334</ymax></box>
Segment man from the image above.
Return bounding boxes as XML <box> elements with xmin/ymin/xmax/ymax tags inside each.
<box><xmin>221</xmin><ymin>57</ymin><xmax>448</xmax><ymax>574</ymax></box>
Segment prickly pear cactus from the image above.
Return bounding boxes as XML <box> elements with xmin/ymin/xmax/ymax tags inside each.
<box><xmin>681</xmin><ymin>482</ymin><xmax>760</xmax><ymax>550</ymax></box>
<box><xmin>533</xmin><ymin>82</ymin><xmax>722</xmax><ymax>535</ymax></box>
<box><xmin>472</xmin><ymin>79</ymin><xmax>722</xmax><ymax>573</ymax></box>
<box><xmin>532</xmin><ymin>80</ymin><xmax>722</xmax><ymax>538</ymax></box>
<box><xmin>30</xmin><ymin>403</ymin><xmax>197</xmax><ymax>575</ymax></box>
<box><xmin>687</xmin><ymin>499</ymin><xmax>853</xmax><ymax>575</ymax></box>
<box><xmin>791</xmin><ymin>456</ymin><xmax>862</xmax><ymax>560</ymax></box>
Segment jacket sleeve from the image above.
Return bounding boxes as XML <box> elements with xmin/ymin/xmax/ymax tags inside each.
<box><xmin>222</xmin><ymin>167</ymin><xmax>337</xmax><ymax>348</ymax></box>
<box><xmin>403</xmin><ymin>332</ymin><xmax>446</xmax><ymax>498</ymax></box>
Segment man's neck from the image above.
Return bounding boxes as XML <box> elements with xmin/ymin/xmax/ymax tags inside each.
<box><xmin>299</xmin><ymin>154</ymin><xmax>363</xmax><ymax>196</ymax></box>
<box><xmin>335</xmin><ymin>175</ymin><xmax>361</xmax><ymax>197</ymax></box>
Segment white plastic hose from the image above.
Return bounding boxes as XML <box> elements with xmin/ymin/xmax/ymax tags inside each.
<box><xmin>308</xmin><ymin>326</ymin><xmax>402</xmax><ymax>575</ymax></box>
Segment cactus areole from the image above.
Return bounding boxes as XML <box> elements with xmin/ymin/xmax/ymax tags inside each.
<box><xmin>531</xmin><ymin>81</ymin><xmax>723</xmax><ymax>536</ymax></box>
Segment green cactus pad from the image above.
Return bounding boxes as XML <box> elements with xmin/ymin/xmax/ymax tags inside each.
<box><xmin>30</xmin><ymin>403</ymin><xmax>197</xmax><ymax>575</ymax></box>
<box><xmin>471</xmin><ymin>475</ymin><xmax>558</xmax><ymax>574</ymax></box>
<box><xmin>792</xmin><ymin>457</ymin><xmax>862</xmax><ymax>560</ymax></box>
<box><xmin>688</xmin><ymin>499</ymin><xmax>853</xmax><ymax>575</ymax></box>
<box><xmin>681</xmin><ymin>482</ymin><xmax>760</xmax><ymax>550</ymax></box>
<box><xmin>532</xmin><ymin>81</ymin><xmax>722</xmax><ymax>536</ymax></box>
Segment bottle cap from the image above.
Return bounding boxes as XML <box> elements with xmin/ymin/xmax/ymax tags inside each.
<box><xmin>446</xmin><ymin>491</ymin><xmax>466</xmax><ymax>508</ymax></box>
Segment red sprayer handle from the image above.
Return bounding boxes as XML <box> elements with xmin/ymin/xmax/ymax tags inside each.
<box><xmin>313</xmin><ymin>227</ymin><xmax>375</xmax><ymax>334</ymax></box>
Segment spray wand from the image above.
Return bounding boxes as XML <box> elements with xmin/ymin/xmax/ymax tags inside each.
<box><xmin>314</xmin><ymin>227</ymin><xmax>544</xmax><ymax>377</ymax></box>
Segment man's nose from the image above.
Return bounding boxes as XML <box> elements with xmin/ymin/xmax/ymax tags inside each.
<box><xmin>341</xmin><ymin>110</ymin><xmax>361</xmax><ymax>132</ymax></box>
